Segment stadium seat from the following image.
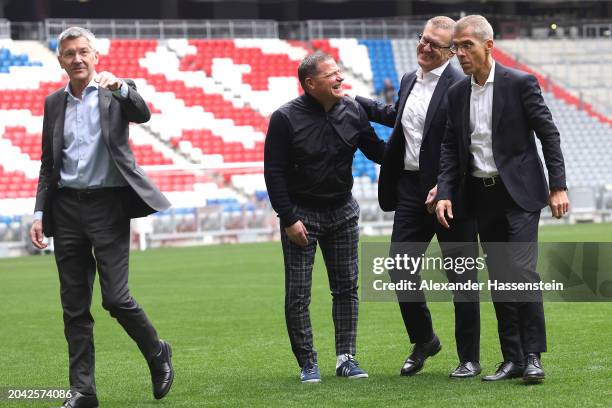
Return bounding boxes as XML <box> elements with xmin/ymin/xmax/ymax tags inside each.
<box><xmin>0</xmin><ymin>37</ymin><xmax>609</xmax><ymax>221</ymax></box>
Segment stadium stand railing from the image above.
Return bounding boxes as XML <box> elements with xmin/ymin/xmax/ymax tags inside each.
<box><xmin>46</xmin><ymin>19</ymin><xmax>279</xmax><ymax>40</ymax></box>
<box><xmin>305</xmin><ymin>20</ymin><xmax>423</xmax><ymax>39</ymax></box>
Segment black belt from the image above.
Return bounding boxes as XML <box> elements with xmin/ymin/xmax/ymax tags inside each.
<box><xmin>59</xmin><ymin>187</ymin><xmax>127</xmax><ymax>200</ymax></box>
<box><xmin>472</xmin><ymin>175</ymin><xmax>501</xmax><ymax>188</ymax></box>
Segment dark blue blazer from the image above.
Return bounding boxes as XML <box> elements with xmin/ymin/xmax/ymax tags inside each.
<box><xmin>357</xmin><ymin>63</ymin><xmax>465</xmax><ymax>212</ymax></box>
<box><xmin>437</xmin><ymin>62</ymin><xmax>567</xmax><ymax>212</ymax></box>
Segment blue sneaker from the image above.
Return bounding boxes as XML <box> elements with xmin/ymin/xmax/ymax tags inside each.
<box><xmin>300</xmin><ymin>361</ymin><xmax>321</xmax><ymax>383</ymax></box>
<box><xmin>336</xmin><ymin>355</ymin><xmax>369</xmax><ymax>379</ymax></box>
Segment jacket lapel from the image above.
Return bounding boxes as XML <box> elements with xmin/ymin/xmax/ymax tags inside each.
<box><xmin>462</xmin><ymin>78</ymin><xmax>471</xmax><ymax>148</ymax></box>
<box><xmin>98</xmin><ymin>87</ymin><xmax>112</xmax><ymax>145</ymax></box>
<box><xmin>395</xmin><ymin>73</ymin><xmax>416</xmax><ymax>129</ymax></box>
<box><xmin>491</xmin><ymin>63</ymin><xmax>506</xmax><ymax>141</ymax></box>
<box><xmin>387</xmin><ymin>73</ymin><xmax>416</xmax><ymax>165</ymax></box>
<box><xmin>422</xmin><ymin>66</ymin><xmax>453</xmax><ymax>138</ymax></box>
<box><xmin>52</xmin><ymin>92</ymin><xmax>68</xmax><ymax>175</ymax></box>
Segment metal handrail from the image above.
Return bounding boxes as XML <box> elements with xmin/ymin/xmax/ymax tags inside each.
<box><xmin>45</xmin><ymin>19</ymin><xmax>279</xmax><ymax>40</ymax></box>
<box><xmin>1</xmin><ymin>17</ymin><xmax>610</xmax><ymax>41</ymax></box>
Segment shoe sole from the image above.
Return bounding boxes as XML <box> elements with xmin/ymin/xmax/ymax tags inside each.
<box><xmin>481</xmin><ymin>374</ymin><xmax>523</xmax><ymax>382</ymax></box>
<box><xmin>347</xmin><ymin>373</ymin><xmax>369</xmax><ymax>379</ymax></box>
<box><xmin>400</xmin><ymin>368</ymin><xmax>422</xmax><ymax>377</ymax></box>
<box><xmin>449</xmin><ymin>371</ymin><xmax>482</xmax><ymax>379</ymax></box>
<box><xmin>523</xmin><ymin>375</ymin><xmax>545</xmax><ymax>384</ymax></box>
<box><xmin>301</xmin><ymin>379</ymin><xmax>322</xmax><ymax>384</ymax></box>
<box><xmin>154</xmin><ymin>341</ymin><xmax>174</xmax><ymax>400</ymax></box>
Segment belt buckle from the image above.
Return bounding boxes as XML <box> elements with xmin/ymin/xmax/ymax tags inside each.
<box><xmin>483</xmin><ymin>176</ymin><xmax>496</xmax><ymax>187</ymax></box>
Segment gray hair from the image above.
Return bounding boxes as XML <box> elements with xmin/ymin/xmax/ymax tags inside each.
<box><xmin>298</xmin><ymin>52</ymin><xmax>333</xmax><ymax>89</ymax></box>
<box><xmin>455</xmin><ymin>15</ymin><xmax>494</xmax><ymax>41</ymax></box>
<box><xmin>56</xmin><ymin>26</ymin><xmax>97</xmax><ymax>56</ymax></box>
<box><xmin>426</xmin><ymin>16</ymin><xmax>456</xmax><ymax>32</ymax></box>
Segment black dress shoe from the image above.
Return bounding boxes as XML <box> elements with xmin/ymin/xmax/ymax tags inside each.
<box><xmin>523</xmin><ymin>353</ymin><xmax>545</xmax><ymax>384</ymax></box>
<box><xmin>148</xmin><ymin>339</ymin><xmax>174</xmax><ymax>399</ymax></box>
<box><xmin>400</xmin><ymin>334</ymin><xmax>442</xmax><ymax>376</ymax></box>
<box><xmin>449</xmin><ymin>361</ymin><xmax>482</xmax><ymax>378</ymax></box>
<box><xmin>57</xmin><ymin>392</ymin><xmax>98</xmax><ymax>408</ymax></box>
<box><xmin>481</xmin><ymin>361</ymin><xmax>524</xmax><ymax>381</ymax></box>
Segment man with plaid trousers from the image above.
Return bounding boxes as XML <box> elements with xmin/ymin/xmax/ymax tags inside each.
<box><xmin>264</xmin><ymin>52</ymin><xmax>385</xmax><ymax>383</ymax></box>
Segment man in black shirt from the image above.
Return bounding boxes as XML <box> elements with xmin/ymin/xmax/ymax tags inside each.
<box><xmin>264</xmin><ymin>52</ymin><xmax>385</xmax><ymax>383</ymax></box>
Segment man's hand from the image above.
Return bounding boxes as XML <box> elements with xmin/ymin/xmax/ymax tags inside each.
<box><xmin>435</xmin><ymin>200</ymin><xmax>453</xmax><ymax>229</ymax></box>
<box><xmin>30</xmin><ymin>220</ymin><xmax>47</xmax><ymax>249</ymax></box>
<box><xmin>425</xmin><ymin>185</ymin><xmax>437</xmax><ymax>214</ymax></box>
<box><xmin>549</xmin><ymin>189</ymin><xmax>570</xmax><ymax>219</ymax></box>
<box><xmin>284</xmin><ymin>220</ymin><xmax>309</xmax><ymax>247</ymax></box>
<box><xmin>95</xmin><ymin>71</ymin><xmax>123</xmax><ymax>91</ymax></box>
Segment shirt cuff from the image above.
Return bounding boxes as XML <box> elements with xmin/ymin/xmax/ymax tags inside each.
<box><xmin>112</xmin><ymin>80</ymin><xmax>129</xmax><ymax>99</ymax></box>
<box><xmin>33</xmin><ymin>211</ymin><xmax>43</xmax><ymax>221</ymax></box>
<box><xmin>279</xmin><ymin>212</ymin><xmax>299</xmax><ymax>229</ymax></box>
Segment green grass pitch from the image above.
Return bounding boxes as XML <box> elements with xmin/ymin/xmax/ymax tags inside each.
<box><xmin>0</xmin><ymin>223</ymin><xmax>611</xmax><ymax>407</ymax></box>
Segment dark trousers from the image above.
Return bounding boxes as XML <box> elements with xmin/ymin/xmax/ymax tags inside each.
<box><xmin>52</xmin><ymin>188</ymin><xmax>160</xmax><ymax>395</ymax></box>
<box><xmin>390</xmin><ymin>171</ymin><xmax>480</xmax><ymax>363</ymax></box>
<box><xmin>470</xmin><ymin>176</ymin><xmax>546</xmax><ymax>363</ymax></box>
<box><xmin>280</xmin><ymin>197</ymin><xmax>360</xmax><ymax>367</ymax></box>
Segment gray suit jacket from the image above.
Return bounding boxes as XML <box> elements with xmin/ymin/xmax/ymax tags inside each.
<box><xmin>34</xmin><ymin>79</ymin><xmax>171</xmax><ymax>237</ymax></box>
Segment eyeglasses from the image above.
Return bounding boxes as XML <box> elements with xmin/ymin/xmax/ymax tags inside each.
<box><xmin>449</xmin><ymin>42</ymin><xmax>475</xmax><ymax>53</ymax></box>
<box><xmin>418</xmin><ymin>34</ymin><xmax>452</xmax><ymax>51</ymax></box>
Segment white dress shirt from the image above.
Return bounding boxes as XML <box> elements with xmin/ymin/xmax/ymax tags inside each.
<box><xmin>401</xmin><ymin>61</ymin><xmax>450</xmax><ymax>170</ymax></box>
<box><xmin>60</xmin><ymin>78</ymin><xmax>128</xmax><ymax>189</ymax></box>
<box><xmin>469</xmin><ymin>61</ymin><xmax>498</xmax><ymax>178</ymax></box>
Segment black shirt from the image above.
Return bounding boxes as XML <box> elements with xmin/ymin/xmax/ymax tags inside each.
<box><xmin>264</xmin><ymin>93</ymin><xmax>385</xmax><ymax>227</ymax></box>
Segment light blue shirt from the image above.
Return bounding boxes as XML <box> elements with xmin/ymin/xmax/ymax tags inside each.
<box><xmin>34</xmin><ymin>78</ymin><xmax>129</xmax><ymax>221</ymax></box>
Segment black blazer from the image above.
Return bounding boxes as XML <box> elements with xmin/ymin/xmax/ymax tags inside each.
<box><xmin>357</xmin><ymin>63</ymin><xmax>464</xmax><ymax>212</ymax></box>
<box><xmin>34</xmin><ymin>80</ymin><xmax>171</xmax><ymax>237</ymax></box>
<box><xmin>437</xmin><ymin>62</ymin><xmax>566</xmax><ymax>212</ymax></box>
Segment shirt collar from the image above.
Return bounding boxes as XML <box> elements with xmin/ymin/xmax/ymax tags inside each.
<box><xmin>301</xmin><ymin>91</ymin><xmax>343</xmax><ymax>114</ymax></box>
<box><xmin>64</xmin><ymin>75</ymin><xmax>99</xmax><ymax>99</ymax></box>
<box><xmin>417</xmin><ymin>60</ymin><xmax>449</xmax><ymax>81</ymax></box>
<box><xmin>471</xmin><ymin>60</ymin><xmax>496</xmax><ymax>87</ymax></box>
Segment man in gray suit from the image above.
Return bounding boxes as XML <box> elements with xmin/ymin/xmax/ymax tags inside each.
<box><xmin>29</xmin><ymin>27</ymin><xmax>173</xmax><ymax>408</ymax></box>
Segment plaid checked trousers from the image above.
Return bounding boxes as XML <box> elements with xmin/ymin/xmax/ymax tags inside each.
<box><xmin>280</xmin><ymin>196</ymin><xmax>360</xmax><ymax>368</ymax></box>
